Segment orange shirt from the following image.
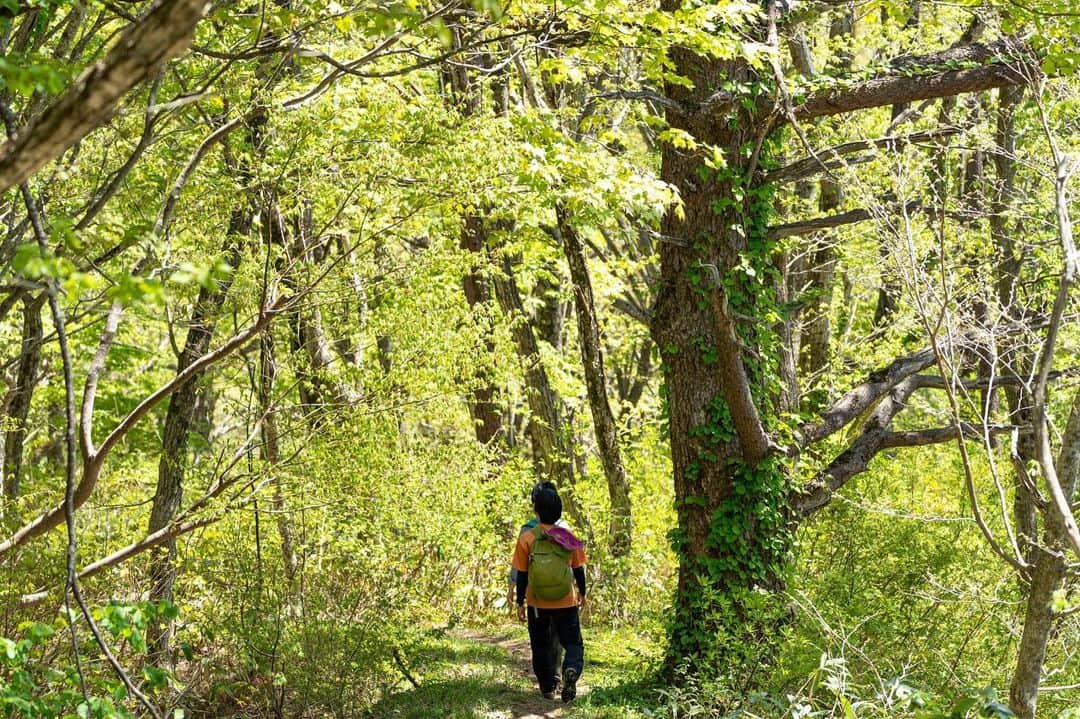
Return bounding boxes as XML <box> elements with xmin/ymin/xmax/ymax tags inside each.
<box><xmin>511</xmin><ymin>523</ymin><xmax>587</xmax><ymax>609</ymax></box>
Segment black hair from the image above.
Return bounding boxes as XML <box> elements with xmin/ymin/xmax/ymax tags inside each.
<box><xmin>530</xmin><ymin>480</ymin><xmax>557</xmax><ymax>504</ymax></box>
<box><xmin>533</xmin><ymin>486</ymin><xmax>562</xmax><ymax>524</ymax></box>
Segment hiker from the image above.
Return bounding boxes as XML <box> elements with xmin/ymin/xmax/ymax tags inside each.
<box><xmin>511</xmin><ymin>484</ymin><xmax>586</xmax><ymax>703</ymax></box>
<box><xmin>507</xmin><ymin>482</ymin><xmax>567</xmax><ymax>681</ymax></box>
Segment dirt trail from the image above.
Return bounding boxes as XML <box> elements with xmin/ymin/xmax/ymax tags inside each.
<box><xmin>457</xmin><ymin>629</ymin><xmax>566</xmax><ymax>719</ymax></box>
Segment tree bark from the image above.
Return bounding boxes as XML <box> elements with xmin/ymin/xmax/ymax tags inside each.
<box><xmin>655</xmin><ymin>7</ymin><xmax>786</xmax><ymax>675</ymax></box>
<box><xmin>493</xmin><ymin>253</ymin><xmax>591</xmax><ymax>538</ymax></box>
<box><xmin>1010</xmin><ymin>384</ymin><xmax>1080</xmax><ymax>718</ymax></box>
<box><xmin>1010</xmin><ymin>547</ymin><xmax>1065</xmax><ymax>719</ymax></box>
<box><xmin>460</xmin><ymin>215</ymin><xmax>503</xmax><ymax>446</ymax></box>
<box><xmin>557</xmin><ymin>209</ymin><xmax>632</xmax><ymax>557</ymax></box>
<box><xmin>799</xmin><ymin>11</ymin><xmax>845</xmax><ymax>378</ymax></box>
<box><xmin>146</xmin><ymin>221</ymin><xmax>245</xmax><ymax>663</ymax></box>
<box><xmin>3</xmin><ymin>295</ymin><xmax>43</xmax><ymax>498</ymax></box>
<box><xmin>792</xmin><ymin>39</ymin><xmax>1034</xmax><ymax>122</ymax></box>
<box><xmin>0</xmin><ymin>0</ymin><xmax>211</xmax><ymax>192</ymax></box>
<box><xmin>654</xmin><ymin>3</ymin><xmax>1039</xmax><ymax>677</ymax></box>
<box><xmin>284</xmin><ymin>201</ymin><xmax>360</xmax><ymax>416</ymax></box>
<box><xmin>258</xmin><ymin>331</ymin><xmax>298</xmax><ymax>584</ymax></box>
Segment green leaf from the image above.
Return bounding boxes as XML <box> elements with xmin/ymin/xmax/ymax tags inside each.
<box><xmin>142</xmin><ymin>665</ymin><xmax>170</xmax><ymax>692</ymax></box>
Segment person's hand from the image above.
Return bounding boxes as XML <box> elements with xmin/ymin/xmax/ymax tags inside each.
<box><xmin>578</xmin><ymin>595</ymin><xmax>590</xmax><ymax>621</ymax></box>
<box><xmin>516</xmin><ymin>604</ymin><xmax>527</xmax><ymax>622</ymax></box>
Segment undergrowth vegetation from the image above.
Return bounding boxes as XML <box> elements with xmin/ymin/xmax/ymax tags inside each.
<box><xmin>1</xmin><ymin>0</ymin><xmax>1078</xmax><ymax>716</ymax></box>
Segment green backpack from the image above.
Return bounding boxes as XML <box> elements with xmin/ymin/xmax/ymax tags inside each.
<box><xmin>528</xmin><ymin>526</ymin><xmax>573</xmax><ymax>601</ymax></box>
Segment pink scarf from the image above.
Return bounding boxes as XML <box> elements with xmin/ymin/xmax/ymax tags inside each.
<box><xmin>544</xmin><ymin>526</ymin><xmax>584</xmax><ymax>551</ymax></box>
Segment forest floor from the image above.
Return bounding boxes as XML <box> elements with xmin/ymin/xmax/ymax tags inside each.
<box><xmin>366</xmin><ymin>622</ymin><xmax>659</xmax><ymax>718</ymax></box>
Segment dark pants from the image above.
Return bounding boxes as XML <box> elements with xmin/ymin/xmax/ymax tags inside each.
<box><xmin>550</xmin><ymin>623</ymin><xmax>564</xmax><ymax>679</ymax></box>
<box><xmin>526</xmin><ymin>606</ymin><xmax>584</xmax><ymax>693</ymax></box>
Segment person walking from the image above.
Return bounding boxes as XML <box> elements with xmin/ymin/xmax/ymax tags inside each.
<box><xmin>508</xmin><ymin>482</ymin><xmax>568</xmax><ymax>684</ymax></box>
<box><xmin>512</xmin><ymin>483</ymin><xmax>586</xmax><ymax>702</ymax></box>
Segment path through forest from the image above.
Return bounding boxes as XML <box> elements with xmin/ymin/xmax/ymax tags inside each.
<box><xmin>368</xmin><ymin>626</ymin><xmax>582</xmax><ymax>718</ymax></box>
<box><xmin>460</xmin><ymin>630</ymin><xmax>567</xmax><ymax>719</ymax></box>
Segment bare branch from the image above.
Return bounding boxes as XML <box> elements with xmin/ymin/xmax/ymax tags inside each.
<box><xmin>1031</xmin><ymin>89</ymin><xmax>1080</xmax><ymax>558</ymax></box>
<box><xmin>763</xmin><ymin>128</ymin><xmax>961</xmax><ymax>185</ymax></box>
<box><xmin>796</xmin><ymin>421</ymin><xmax>1015</xmax><ymax>516</ymax></box>
<box><xmin>800</xmin><ymin>347</ymin><xmax>937</xmax><ymax>446</ymax></box>
<box><xmin>766</xmin><ymin>201</ymin><xmax>994</xmax><ymax>240</ymax></box>
<box><xmin>910</xmin><ymin>368</ymin><xmax>1080</xmax><ymax>392</ymax></box>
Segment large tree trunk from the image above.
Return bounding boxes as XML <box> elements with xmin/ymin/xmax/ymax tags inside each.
<box><xmin>3</xmin><ymin>295</ymin><xmax>43</xmax><ymax>498</ymax></box>
<box><xmin>557</xmin><ymin>209</ymin><xmax>632</xmax><ymax>557</ymax></box>
<box><xmin>654</xmin><ymin>18</ymin><xmax>789</xmax><ymax>677</ymax></box>
<box><xmin>651</xmin><ymin>1</ymin><xmax>1035</xmax><ymax>676</ymax></box>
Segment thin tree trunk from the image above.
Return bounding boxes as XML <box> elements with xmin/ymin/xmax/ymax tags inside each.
<box><xmin>493</xmin><ymin>252</ymin><xmax>591</xmax><ymax>538</ymax></box>
<box><xmin>460</xmin><ymin>215</ymin><xmax>503</xmax><ymax>446</ymax></box>
<box><xmin>258</xmin><ymin>331</ymin><xmax>298</xmax><ymax>584</ymax></box>
<box><xmin>654</xmin><ymin>36</ymin><xmax>788</xmax><ymax>674</ymax></box>
<box><xmin>616</xmin><ymin>339</ymin><xmax>653</xmax><ymax>410</ymax></box>
<box><xmin>800</xmin><ymin>179</ymin><xmax>839</xmax><ymax>378</ymax></box>
<box><xmin>147</xmin><ymin>220</ymin><xmax>245</xmax><ymax>663</ymax></box>
<box><xmin>532</xmin><ymin>261</ymin><xmax>567</xmax><ymax>352</ymax></box>
<box><xmin>557</xmin><ymin>209</ymin><xmax>632</xmax><ymax>557</ymax></box>
<box><xmin>991</xmin><ymin>85</ymin><xmax>1038</xmax><ymax>562</ymax></box>
<box><xmin>285</xmin><ymin>201</ymin><xmax>360</xmax><ymax>416</ymax></box>
<box><xmin>3</xmin><ymin>295</ymin><xmax>43</xmax><ymax>498</ymax></box>
<box><xmin>1010</xmin><ymin>384</ymin><xmax>1080</xmax><ymax>718</ymax></box>
<box><xmin>1010</xmin><ymin>548</ymin><xmax>1065</xmax><ymax>719</ymax></box>
<box><xmin>798</xmin><ymin>16</ymin><xmax>846</xmax><ymax>381</ymax></box>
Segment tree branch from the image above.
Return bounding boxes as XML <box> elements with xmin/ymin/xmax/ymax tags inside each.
<box><xmin>800</xmin><ymin>347</ymin><xmax>937</xmax><ymax>447</ymax></box>
<box><xmin>766</xmin><ymin>201</ymin><xmax>991</xmax><ymax>239</ymax></box>
<box><xmin>763</xmin><ymin>128</ymin><xmax>961</xmax><ymax>185</ymax></box>
<box><xmin>767</xmin><ymin>207</ymin><xmax>875</xmax><ymax>240</ymax></box>
<box><xmin>0</xmin><ymin>0</ymin><xmax>212</xmax><ymax>192</ymax></box>
<box><xmin>707</xmin><ymin>282</ymin><xmax>771</xmax><ymax>464</ymax></box>
<box><xmin>0</xmin><ymin>295</ymin><xmax>287</xmax><ymax>559</ymax></box>
<box><xmin>612</xmin><ymin>296</ymin><xmax>652</xmax><ymax>326</ymax></box>
<box><xmin>796</xmin><ymin>421</ymin><xmax>1016</xmax><ymax>516</ymax></box>
<box><xmin>793</xmin><ymin>38</ymin><xmax>1036</xmax><ymax>122</ymax></box>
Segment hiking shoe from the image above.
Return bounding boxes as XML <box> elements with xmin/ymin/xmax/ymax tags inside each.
<box><xmin>561</xmin><ymin>668</ymin><xmax>579</xmax><ymax>703</ymax></box>
<box><xmin>542</xmin><ymin>690</ymin><xmax>557</xmax><ymax>700</ymax></box>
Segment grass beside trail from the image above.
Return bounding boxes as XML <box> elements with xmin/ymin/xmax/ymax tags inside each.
<box><xmin>366</xmin><ymin>621</ymin><xmax>662</xmax><ymax>719</ymax></box>
<box><xmin>569</xmin><ymin>624</ymin><xmax>661</xmax><ymax>719</ymax></box>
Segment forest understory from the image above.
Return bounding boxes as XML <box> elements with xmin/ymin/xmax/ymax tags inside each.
<box><xmin>0</xmin><ymin>0</ymin><xmax>1078</xmax><ymax>716</ymax></box>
